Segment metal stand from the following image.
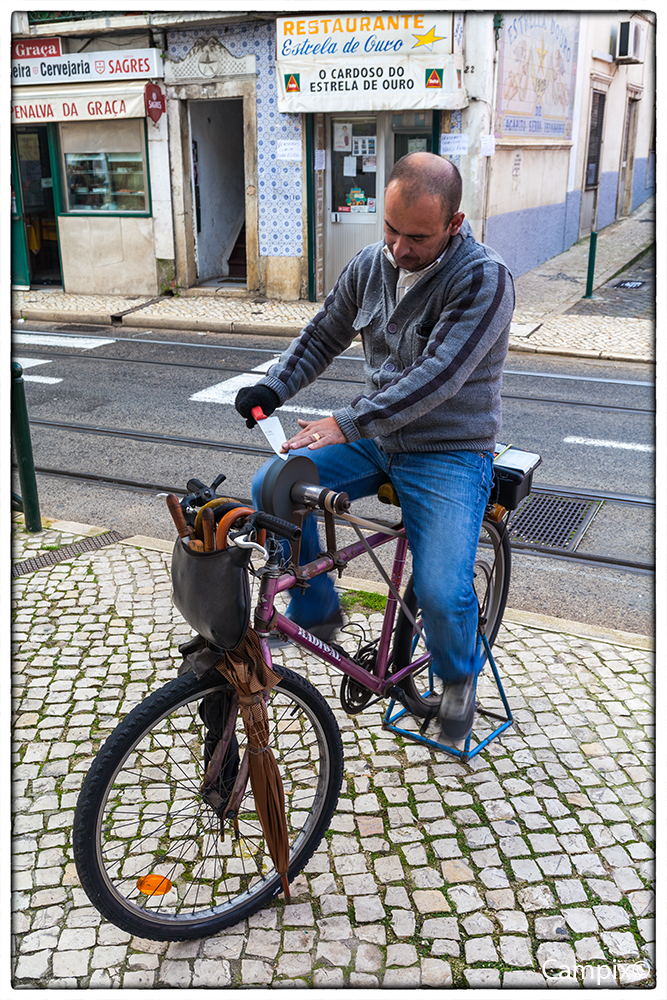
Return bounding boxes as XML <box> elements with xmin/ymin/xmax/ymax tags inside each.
<box><xmin>383</xmin><ymin>633</ymin><xmax>512</xmax><ymax>763</ymax></box>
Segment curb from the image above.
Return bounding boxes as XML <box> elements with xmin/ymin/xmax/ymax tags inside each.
<box><xmin>15</xmin><ymin>517</ymin><xmax>653</xmax><ymax>652</ymax></box>
<box><xmin>13</xmin><ymin>309</ymin><xmax>654</xmax><ymax>363</ymax></box>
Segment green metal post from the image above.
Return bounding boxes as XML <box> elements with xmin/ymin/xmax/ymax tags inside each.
<box><xmin>305</xmin><ymin>113</ymin><xmax>316</xmax><ymax>302</ymax></box>
<box><xmin>584</xmin><ymin>230</ymin><xmax>597</xmax><ymax>298</ymax></box>
<box><xmin>431</xmin><ymin>108</ymin><xmax>441</xmax><ymax>155</ymax></box>
<box><xmin>11</xmin><ymin>361</ymin><xmax>42</xmax><ymax>533</ymax></box>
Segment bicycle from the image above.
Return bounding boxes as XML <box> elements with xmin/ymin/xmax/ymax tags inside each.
<box><xmin>73</xmin><ymin>449</ymin><xmax>537</xmax><ymax>941</ymax></box>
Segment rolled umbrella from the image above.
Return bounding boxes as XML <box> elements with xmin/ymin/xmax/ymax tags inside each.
<box><xmin>214</xmin><ymin>628</ymin><xmax>291</xmax><ymax>901</ymax></box>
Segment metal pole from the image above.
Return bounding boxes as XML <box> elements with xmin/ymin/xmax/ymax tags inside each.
<box><xmin>305</xmin><ymin>113</ymin><xmax>316</xmax><ymax>302</ymax></box>
<box><xmin>11</xmin><ymin>361</ymin><xmax>42</xmax><ymax>533</ymax></box>
<box><xmin>584</xmin><ymin>230</ymin><xmax>598</xmax><ymax>298</ymax></box>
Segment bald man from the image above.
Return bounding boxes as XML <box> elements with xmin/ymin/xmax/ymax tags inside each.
<box><xmin>236</xmin><ymin>152</ymin><xmax>514</xmax><ymax>742</ymax></box>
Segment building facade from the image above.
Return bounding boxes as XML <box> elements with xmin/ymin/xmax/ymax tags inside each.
<box><xmin>11</xmin><ymin>11</ymin><xmax>655</xmax><ymax>300</ymax></box>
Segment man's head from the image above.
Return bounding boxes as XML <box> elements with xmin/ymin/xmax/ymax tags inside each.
<box><xmin>384</xmin><ymin>152</ymin><xmax>465</xmax><ymax>271</ymax></box>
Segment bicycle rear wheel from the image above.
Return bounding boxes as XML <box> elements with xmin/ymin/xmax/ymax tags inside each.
<box><xmin>73</xmin><ymin>664</ymin><xmax>343</xmax><ymax>941</ymax></box>
<box><xmin>392</xmin><ymin>517</ymin><xmax>511</xmax><ymax>718</ymax></box>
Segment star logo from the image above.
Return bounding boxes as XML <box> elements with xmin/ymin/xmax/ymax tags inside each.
<box><xmin>412</xmin><ymin>25</ymin><xmax>445</xmax><ymax>50</ymax></box>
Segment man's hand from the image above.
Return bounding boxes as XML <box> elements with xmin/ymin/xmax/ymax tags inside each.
<box><xmin>282</xmin><ymin>416</ymin><xmax>346</xmax><ymax>452</ymax></box>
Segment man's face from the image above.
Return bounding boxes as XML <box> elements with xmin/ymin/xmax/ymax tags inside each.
<box><xmin>384</xmin><ymin>181</ymin><xmax>464</xmax><ymax>271</ymax></box>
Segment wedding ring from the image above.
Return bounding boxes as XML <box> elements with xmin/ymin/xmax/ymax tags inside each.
<box><xmin>312</xmin><ymin>432</ymin><xmax>321</xmax><ymax>441</ymax></box>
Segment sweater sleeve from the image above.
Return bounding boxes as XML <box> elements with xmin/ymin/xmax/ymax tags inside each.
<box><xmin>257</xmin><ymin>257</ymin><xmax>360</xmax><ymax>406</ymax></box>
<box><xmin>331</xmin><ymin>259</ymin><xmax>514</xmax><ymax>442</ymax></box>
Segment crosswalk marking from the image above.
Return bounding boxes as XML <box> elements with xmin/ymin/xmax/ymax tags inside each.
<box><xmin>15</xmin><ymin>356</ymin><xmax>52</xmax><ymax>369</ymax></box>
<box><xmin>14</xmin><ymin>333</ymin><xmax>117</xmax><ymax>350</ymax></box>
<box><xmin>190</xmin><ymin>359</ymin><xmax>332</xmax><ymax>417</ymax></box>
<box><xmin>14</xmin><ymin>355</ymin><xmax>63</xmax><ymax>384</ymax></box>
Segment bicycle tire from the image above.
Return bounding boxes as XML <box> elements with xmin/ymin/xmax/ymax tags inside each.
<box><xmin>392</xmin><ymin>517</ymin><xmax>511</xmax><ymax>718</ymax></box>
<box><xmin>73</xmin><ymin>664</ymin><xmax>343</xmax><ymax>941</ymax></box>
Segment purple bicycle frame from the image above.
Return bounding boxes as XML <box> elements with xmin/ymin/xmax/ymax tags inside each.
<box><xmin>253</xmin><ymin>529</ymin><xmax>431</xmax><ymax>695</ymax></box>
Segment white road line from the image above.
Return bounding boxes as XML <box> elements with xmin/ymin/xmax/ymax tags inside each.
<box><xmin>23</xmin><ymin>374</ymin><xmax>63</xmax><ymax>384</ymax></box>
<box><xmin>14</xmin><ymin>333</ymin><xmax>117</xmax><ymax>350</ymax></box>
<box><xmin>15</xmin><ymin>356</ymin><xmax>53</xmax><ymax>369</ymax></box>
<box><xmin>564</xmin><ymin>435</ymin><xmax>654</xmax><ymax>453</ymax></box>
<box><xmin>189</xmin><ymin>359</ymin><xmax>334</xmax><ymax>418</ymax></box>
<box><xmin>189</xmin><ymin>359</ymin><xmax>278</xmax><ymax>404</ymax></box>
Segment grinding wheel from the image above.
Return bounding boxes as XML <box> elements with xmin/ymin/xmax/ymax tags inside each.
<box><xmin>260</xmin><ymin>455</ymin><xmax>319</xmax><ymax>523</ymax></box>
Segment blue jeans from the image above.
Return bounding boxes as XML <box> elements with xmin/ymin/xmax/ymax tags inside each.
<box><xmin>252</xmin><ymin>440</ymin><xmax>494</xmax><ymax>685</ymax></box>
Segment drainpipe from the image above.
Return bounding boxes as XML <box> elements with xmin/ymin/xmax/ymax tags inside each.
<box><xmin>482</xmin><ymin>14</ymin><xmax>503</xmax><ymax>243</ymax></box>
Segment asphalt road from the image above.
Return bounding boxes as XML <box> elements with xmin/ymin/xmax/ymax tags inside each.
<box><xmin>13</xmin><ymin>323</ymin><xmax>654</xmax><ymax>635</ymax></box>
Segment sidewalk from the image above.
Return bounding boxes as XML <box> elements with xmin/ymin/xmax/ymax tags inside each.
<box><xmin>11</xmin><ymin>514</ymin><xmax>655</xmax><ymax>989</ymax></box>
<box><xmin>13</xmin><ymin>197</ymin><xmax>655</xmax><ymax>364</ymax></box>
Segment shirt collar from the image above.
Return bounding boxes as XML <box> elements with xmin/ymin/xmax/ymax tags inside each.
<box><xmin>382</xmin><ymin>245</ymin><xmax>446</xmax><ymax>274</ymax></box>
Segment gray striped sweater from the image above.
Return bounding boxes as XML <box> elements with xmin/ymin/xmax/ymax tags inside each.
<box><xmin>259</xmin><ymin>220</ymin><xmax>514</xmax><ymax>454</ymax></box>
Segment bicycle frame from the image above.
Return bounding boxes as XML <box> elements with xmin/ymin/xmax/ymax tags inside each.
<box><xmin>252</xmin><ymin>528</ymin><xmax>429</xmax><ymax>696</ymax></box>
<box><xmin>249</xmin><ymin>511</ymin><xmax>513</xmax><ymax>762</ymax></box>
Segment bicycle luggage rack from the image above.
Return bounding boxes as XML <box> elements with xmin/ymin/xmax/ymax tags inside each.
<box><xmin>383</xmin><ymin>633</ymin><xmax>513</xmax><ymax>762</ymax></box>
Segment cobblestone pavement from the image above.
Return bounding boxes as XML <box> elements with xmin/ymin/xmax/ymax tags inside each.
<box><xmin>12</xmin><ymin>198</ymin><xmax>654</xmax><ymax>363</ymax></box>
<box><xmin>11</xmin><ymin>517</ymin><xmax>655</xmax><ymax>989</ymax></box>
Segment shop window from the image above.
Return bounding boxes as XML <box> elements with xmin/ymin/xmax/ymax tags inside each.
<box><xmin>59</xmin><ymin>118</ymin><xmax>148</xmax><ymax>213</ymax></box>
<box><xmin>331</xmin><ymin>117</ymin><xmax>377</xmax><ymax>215</ymax></box>
<box><xmin>392</xmin><ymin>110</ymin><xmax>434</xmax><ymax>162</ymax></box>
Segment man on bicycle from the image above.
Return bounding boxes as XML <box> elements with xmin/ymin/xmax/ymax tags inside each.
<box><xmin>236</xmin><ymin>151</ymin><xmax>514</xmax><ymax>742</ymax></box>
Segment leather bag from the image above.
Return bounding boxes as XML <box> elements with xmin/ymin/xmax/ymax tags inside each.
<box><xmin>171</xmin><ymin>539</ymin><xmax>252</xmax><ymax>650</ymax></box>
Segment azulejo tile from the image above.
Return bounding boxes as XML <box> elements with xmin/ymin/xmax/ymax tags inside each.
<box><xmin>168</xmin><ymin>20</ymin><xmax>303</xmax><ymax>258</ymax></box>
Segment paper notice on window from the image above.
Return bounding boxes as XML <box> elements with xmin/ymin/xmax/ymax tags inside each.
<box><xmin>362</xmin><ymin>156</ymin><xmax>376</xmax><ymax>172</ymax></box>
<box><xmin>314</xmin><ymin>149</ymin><xmax>325</xmax><ymax>171</ymax></box>
<box><xmin>276</xmin><ymin>140</ymin><xmax>302</xmax><ymax>161</ymax></box>
<box><xmin>439</xmin><ymin>133</ymin><xmax>469</xmax><ymax>157</ymax></box>
<box><xmin>480</xmin><ymin>135</ymin><xmax>496</xmax><ymax>157</ymax></box>
<box><xmin>343</xmin><ymin>155</ymin><xmax>358</xmax><ymax>177</ymax></box>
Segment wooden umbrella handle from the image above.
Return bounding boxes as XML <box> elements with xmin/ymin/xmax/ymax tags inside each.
<box><xmin>202</xmin><ymin>507</ymin><xmax>216</xmax><ymax>552</ymax></box>
<box><xmin>215</xmin><ymin>507</ymin><xmax>256</xmax><ymax>550</ymax></box>
<box><xmin>166</xmin><ymin>494</ymin><xmax>191</xmax><ymax>538</ymax></box>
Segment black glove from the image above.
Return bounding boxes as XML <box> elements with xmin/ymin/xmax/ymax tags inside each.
<box><xmin>235</xmin><ymin>385</ymin><xmax>280</xmax><ymax>428</ymax></box>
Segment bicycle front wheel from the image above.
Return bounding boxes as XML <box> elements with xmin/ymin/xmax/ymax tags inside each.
<box><xmin>392</xmin><ymin>517</ymin><xmax>511</xmax><ymax>718</ymax></box>
<box><xmin>73</xmin><ymin>665</ymin><xmax>343</xmax><ymax>941</ymax></box>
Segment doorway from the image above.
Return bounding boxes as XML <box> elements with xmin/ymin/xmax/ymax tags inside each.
<box><xmin>14</xmin><ymin>125</ymin><xmax>62</xmax><ymax>286</ymax></box>
<box><xmin>189</xmin><ymin>99</ymin><xmax>246</xmax><ymax>287</ymax></box>
<box><xmin>617</xmin><ymin>98</ymin><xmax>639</xmax><ymax>218</ymax></box>
<box><xmin>323</xmin><ymin>113</ymin><xmax>386</xmax><ymax>293</ymax></box>
<box><xmin>322</xmin><ymin>110</ymin><xmax>438</xmax><ymax>293</ymax></box>
<box><xmin>580</xmin><ymin>90</ymin><xmax>606</xmax><ymax>237</ymax></box>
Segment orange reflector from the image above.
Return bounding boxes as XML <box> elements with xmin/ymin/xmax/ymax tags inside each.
<box><xmin>136</xmin><ymin>874</ymin><xmax>172</xmax><ymax>896</ymax></box>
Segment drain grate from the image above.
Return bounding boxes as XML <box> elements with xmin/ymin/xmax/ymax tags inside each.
<box><xmin>508</xmin><ymin>492</ymin><xmax>603</xmax><ymax>551</ymax></box>
<box><xmin>45</xmin><ymin>323</ymin><xmax>110</xmax><ymax>333</ymax></box>
<box><xmin>614</xmin><ymin>280</ymin><xmax>644</xmax><ymax>289</ymax></box>
<box><xmin>12</xmin><ymin>530</ymin><xmax>128</xmax><ymax>578</ymax></box>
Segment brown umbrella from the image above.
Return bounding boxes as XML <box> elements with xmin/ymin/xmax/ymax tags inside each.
<box><xmin>215</xmin><ymin>629</ymin><xmax>291</xmax><ymax>901</ymax></box>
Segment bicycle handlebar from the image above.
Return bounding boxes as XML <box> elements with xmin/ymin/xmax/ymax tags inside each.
<box><xmin>252</xmin><ymin>511</ymin><xmax>302</xmax><ymax>541</ymax></box>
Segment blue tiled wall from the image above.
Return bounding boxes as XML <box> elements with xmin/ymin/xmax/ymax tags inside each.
<box><xmin>168</xmin><ymin>21</ymin><xmax>303</xmax><ymax>258</ymax></box>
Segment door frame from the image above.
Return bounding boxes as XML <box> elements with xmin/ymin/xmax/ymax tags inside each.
<box><xmin>322</xmin><ymin>110</ymin><xmax>390</xmax><ymax>294</ymax></box>
<box><xmin>12</xmin><ymin>122</ymin><xmax>65</xmax><ymax>288</ymax></box>
<box><xmin>617</xmin><ymin>95</ymin><xmax>639</xmax><ymax>219</ymax></box>
<box><xmin>168</xmin><ymin>79</ymin><xmax>259</xmax><ymax>292</ymax></box>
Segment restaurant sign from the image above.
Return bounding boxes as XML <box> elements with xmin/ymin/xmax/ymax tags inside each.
<box><xmin>11</xmin><ymin>47</ymin><xmax>163</xmax><ymax>84</ymax></box>
<box><xmin>276</xmin><ymin>12</ymin><xmax>466</xmax><ymax>112</ymax></box>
